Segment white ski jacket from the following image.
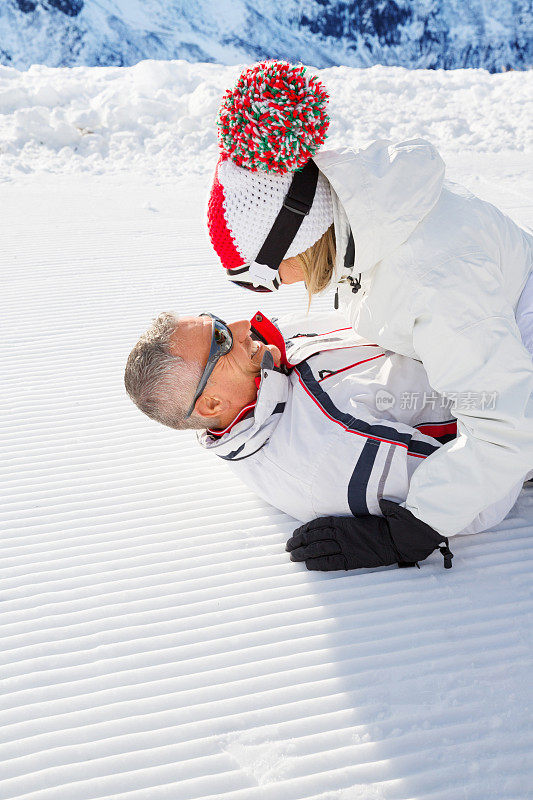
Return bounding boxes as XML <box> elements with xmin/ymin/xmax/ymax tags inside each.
<box><xmin>314</xmin><ymin>141</ymin><xmax>533</xmax><ymax>536</ymax></box>
<box><xmin>198</xmin><ymin>312</ymin><xmax>524</xmax><ymax>533</ymax></box>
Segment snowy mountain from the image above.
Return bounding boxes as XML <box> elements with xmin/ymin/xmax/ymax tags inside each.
<box><xmin>1</xmin><ymin>0</ymin><xmax>531</xmax><ymax>72</ymax></box>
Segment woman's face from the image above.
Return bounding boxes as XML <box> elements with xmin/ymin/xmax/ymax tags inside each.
<box><xmin>278</xmin><ymin>256</ymin><xmax>304</xmax><ymax>285</ymax></box>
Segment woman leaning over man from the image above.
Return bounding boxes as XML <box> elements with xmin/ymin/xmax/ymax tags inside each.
<box><xmin>205</xmin><ymin>61</ymin><xmax>533</xmax><ymax>549</ymax></box>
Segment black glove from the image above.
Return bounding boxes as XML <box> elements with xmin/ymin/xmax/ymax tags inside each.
<box><xmin>286</xmin><ymin>499</ymin><xmax>453</xmax><ymax>572</ymax></box>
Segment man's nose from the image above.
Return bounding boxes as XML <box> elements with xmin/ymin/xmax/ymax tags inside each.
<box><xmin>230</xmin><ymin>320</ymin><xmax>251</xmax><ymax>341</ymax></box>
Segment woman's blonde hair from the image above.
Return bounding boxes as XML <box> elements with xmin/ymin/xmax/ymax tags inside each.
<box><xmin>297</xmin><ymin>224</ymin><xmax>336</xmax><ymax>303</ymax></box>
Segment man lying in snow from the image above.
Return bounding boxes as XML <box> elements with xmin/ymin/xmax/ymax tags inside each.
<box><xmin>124</xmin><ymin>311</ymin><xmax>530</xmax><ymax>573</ymax></box>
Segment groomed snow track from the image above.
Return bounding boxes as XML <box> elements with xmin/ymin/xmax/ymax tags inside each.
<box><xmin>1</xmin><ymin>63</ymin><xmax>533</xmax><ymax>800</ymax></box>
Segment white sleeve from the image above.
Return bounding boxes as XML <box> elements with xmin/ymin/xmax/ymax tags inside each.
<box><xmin>405</xmin><ymin>260</ymin><xmax>533</xmax><ymax>536</ymax></box>
<box><xmin>458</xmin><ymin>480</ymin><xmax>527</xmax><ymax>535</ymax></box>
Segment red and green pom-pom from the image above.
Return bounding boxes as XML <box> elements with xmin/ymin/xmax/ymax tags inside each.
<box><xmin>217</xmin><ymin>60</ymin><xmax>330</xmax><ymax>175</ymax></box>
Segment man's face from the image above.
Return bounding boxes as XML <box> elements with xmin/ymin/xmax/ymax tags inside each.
<box><xmin>171</xmin><ymin>316</ymin><xmax>281</xmax><ymax>421</ymax></box>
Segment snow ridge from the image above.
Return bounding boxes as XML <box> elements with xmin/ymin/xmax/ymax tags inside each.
<box><xmin>0</xmin><ymin>60</ymin><xmax>532</xmax><ymax>181</ymax></box>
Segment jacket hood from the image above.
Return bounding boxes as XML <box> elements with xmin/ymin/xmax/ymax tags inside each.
<box><xmin>315</xmin><ymin>139</ymin><xmax>445</xmax><ymax>273</ymax></box>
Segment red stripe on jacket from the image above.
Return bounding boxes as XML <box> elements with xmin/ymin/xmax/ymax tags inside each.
<box><xmin>294</xmin><ymin>367</ymin><xmax>427</xmax><ymax>456</ymax></box>
<box><xmin>415</xmin><ymin>420</ymin><xmax>457</xmax><ymax>439</ymax></box>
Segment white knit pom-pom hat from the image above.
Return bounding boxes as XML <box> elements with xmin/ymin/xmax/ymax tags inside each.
<box><xmin>207</xmin><ymin>61</ymin><xmax>334</xmax><ymax>292</ymax></box>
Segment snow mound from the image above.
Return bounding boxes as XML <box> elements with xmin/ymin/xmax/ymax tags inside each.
<box><xmin>0</xmin><ymin>60</ymin><xmax>532</xmax><ymax>179</ymax></box>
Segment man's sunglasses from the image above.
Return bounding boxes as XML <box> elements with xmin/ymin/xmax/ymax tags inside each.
<box><xmin>185</xmin><ymin>313</ymin><xmax>233</xmax><ymax>418</ymax></box>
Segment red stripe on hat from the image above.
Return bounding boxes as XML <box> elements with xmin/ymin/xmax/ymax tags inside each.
<box><xmin>207</xmin><ymin>158</ymin><xmax>245</xmax><ymax>271</ymax></box>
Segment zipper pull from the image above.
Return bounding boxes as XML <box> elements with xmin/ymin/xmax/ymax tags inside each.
<box><xmin>350</xmin><ymin>274</ymin><xmax>362</xmax><ymax>294</ymax></box>
<box><xmin>334</xmin><ymin>289</ymin><xmax>339</xmax><ymax>309</ymax></box>
<box><xmin>439</xmin><ymin>542</ymin><xmax>454</xmax><ymax>569</ymax></box>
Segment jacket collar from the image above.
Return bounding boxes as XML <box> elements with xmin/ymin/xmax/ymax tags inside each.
<box><xmin>197</xmin><ymin>314</ymin><xmax>364</xmax><ymax>457</ymax></box>
<box><xmin>198</xmin><ymin>349</ymin><xmax>289</xmax><ymax>458</ymax></box>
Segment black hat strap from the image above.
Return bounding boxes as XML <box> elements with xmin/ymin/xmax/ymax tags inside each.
<box><xmin>240</xmin><ymin>159</ymin><xmax>319</xmax><ymax>287</ymax></box>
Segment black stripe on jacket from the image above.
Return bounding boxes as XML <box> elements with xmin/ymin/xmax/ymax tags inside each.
<box><xmin>295</xmin><ymin>362</ymin><xmax>439</xmax><ymax>514</ymax></box>
<box><xmin>295</xmin><ymin>363</ymin><xmax>439</xmax><ymax>453</ymax></box>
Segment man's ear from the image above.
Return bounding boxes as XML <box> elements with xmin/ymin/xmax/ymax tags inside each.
<box><xmin>194</xmin><ymin>392</ymin><xmax>229</xmax><ymax>420</ymax></box>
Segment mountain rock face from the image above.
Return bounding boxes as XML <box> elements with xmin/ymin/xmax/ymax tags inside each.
<box><xmin>1</xmin><ymin>0</ymin><xmax>531</xmax><ymax>72</ymax></box>
<box><xmin>14</xmin><ymin>0</ymin><xmax>83</xmax><ymax>16</ymax></box>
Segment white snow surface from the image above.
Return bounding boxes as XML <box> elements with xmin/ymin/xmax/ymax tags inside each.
<box><xmin>1</xmin><ymin>62</ymin><xmax>532</xmax><ymax>799</ymax></box>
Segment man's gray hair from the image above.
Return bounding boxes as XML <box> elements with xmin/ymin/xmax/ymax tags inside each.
<box><xmin>124</xmin><ymin>312</ymin><xmax>212</xmax><ymax>431</ymax></box>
